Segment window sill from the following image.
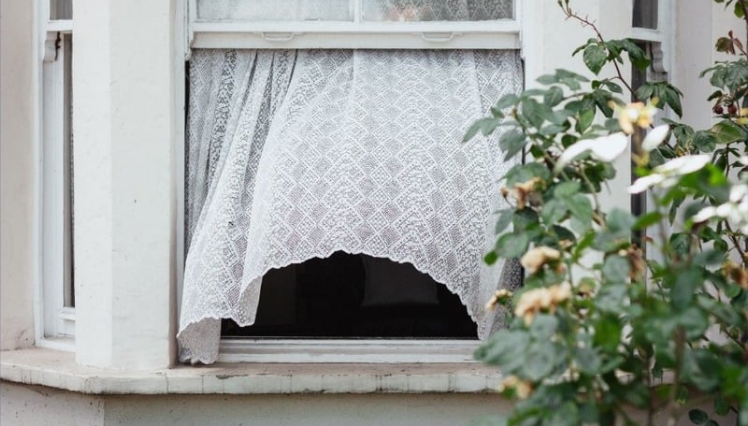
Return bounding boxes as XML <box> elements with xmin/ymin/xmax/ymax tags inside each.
<box><xmin>0</xmin><ymin>348</ymin><xmax>503</xmax><ymax>395</ymax></box>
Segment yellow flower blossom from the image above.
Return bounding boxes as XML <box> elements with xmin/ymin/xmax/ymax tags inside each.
<box><xmin>737</xmin><ymin>108</ymin><xmax>748</xmax><ymax>125</ymax></box>
<box><xmin>485</xmin><ymin>289</ymin><xmax>514</xmax><ymax>311</ymax></box>
<box><xmin>616</xmin><ymin>100</ymin><xmax>658</xmax><ymax>134</ymax></box>
<box><xmin>497</xmin><ymin>375</ymin><xmax>533</xmax><ymax>399</ymax></box>
<box><xmin>520</xmin><ymin>246</ymin><xmax>561</xmax><ymax>274</ymax></box>
<box><xmin>514</xmin><ymin>282</ymin><xmax>572</xmax><ymax>325</ymax></box>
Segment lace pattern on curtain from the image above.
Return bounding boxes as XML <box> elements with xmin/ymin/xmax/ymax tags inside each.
<box><xmin>180</xmin><ymin>49</ymin><xmax>524</xmax><ymax>364</ymax></box>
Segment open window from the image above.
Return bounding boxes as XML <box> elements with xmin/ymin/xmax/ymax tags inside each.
<box><xmin>179</xmin><ymin>0</ymin><xmax>523</xmax><ymax>364</ymax></box>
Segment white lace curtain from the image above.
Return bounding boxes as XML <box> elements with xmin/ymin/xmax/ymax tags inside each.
<box><xmin>179</xmin><ymin>49</ymin><xmax>524</xmax><ymax>364</ymax></box>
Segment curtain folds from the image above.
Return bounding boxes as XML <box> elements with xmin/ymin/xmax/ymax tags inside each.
<box><xmin>180</xmin><ymin>49</ymin><xmax>524</xmax><ymax>364</ymax></box>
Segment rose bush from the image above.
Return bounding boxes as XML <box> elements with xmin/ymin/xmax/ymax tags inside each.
<box><xmin>468</xmin><ymin>1</ymin><xmax>748</xmax><ymax>426</ymax></box>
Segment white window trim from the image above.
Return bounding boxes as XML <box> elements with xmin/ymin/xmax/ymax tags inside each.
<box><xmin>187</xmin><ymin>0</ymin><xmax>522</xmax><ymax>53</ymax></box>
<box><xmin>35</xmin><ymin>0</ymin><xmax>75</xmax><ymax>352</ymax></box>
<box><xmin>632</xmin><ymin>0</ymin><xmax>674</xmax><ymax>81</ymax></box>
<box><xmin>218</xmin><ymin>339</ymin><xmax>480</xmax><ymax>363</ymax></box>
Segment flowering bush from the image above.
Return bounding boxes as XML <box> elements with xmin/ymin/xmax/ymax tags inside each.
<box><xmin>469</xmin><ymin>2</ymin><xmax>748</xmax><ymax>426</ymax></box>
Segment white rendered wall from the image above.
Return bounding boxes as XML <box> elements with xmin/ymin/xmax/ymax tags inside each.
<box><xmin>72</xmin><ymin>0</ymin><xmax>178</xmax><ymax>369</ymax></box>
<box><xmin>1</xmin><ymin>382</ymin><xmax>735</xmax><ymax>426</ymax></box>
<box><xmin>0</xmin><ymin>0</ymin><xmax>37</xmax><ymax>351</ymax></box>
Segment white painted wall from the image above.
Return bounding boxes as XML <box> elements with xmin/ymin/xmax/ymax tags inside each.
<box><xmin>72</xmin><ymin>0</ymin><xmax>178</xmax><ymax>370</ymax></box>
<box><xmin>1</xmin><ymin>382</ymin><xmax>736</xmax><ymax>426</ymax></box>
<box><xmin>0</xmin><ymin>0</ymin><xmax>37</xmax><ymax>351</ymax></box>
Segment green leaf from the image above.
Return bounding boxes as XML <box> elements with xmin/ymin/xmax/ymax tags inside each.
<box><xmin>495</xmin><ymin>233</ymin><xmax>530</xmax><ymax>259</ymax></box>
<box><xmin>633</xmin><ymin>211</ymin><xmax>663</xmax><ymax>230</ymax></box>
<box><xmin>499</xmin><ymin>130</ymin><xmax>528</xmax><ymax>161</ymax></box>
<box><xmin>554</xmin><ymin>181</ymin><xmax>582</xmax><ymax>198</ymax></box>
<box><xmin>688</xmin><ymin>409</ymin><xmax>709</xmax><ymax>425</ymax></box>
<box><xmin>712</xmin><ymin>119</ymin><xmax>747</xmax><ymax>144</ymax></box>
<box><xmin>692</xmin><ymin>130</ymin><xmax>717</xmax><ymax>152</ymax></box>
<box><xmin>565</xmin><ymin>194</ymin><xmax>593</xmax><ymax>225</ymax></box>
<box><xmin>714</xmin><ymin>395</ymin><xmax>731</xmax><ymax>416</ymax></box>
<box><xmin>530</xmin><ymin>315</ymin><xmax>558</xmax><ymax>340</ymax></box>
<box><xmin>602</xmin><ymin>255</ymin><xmax>630</xmax><ymax>283</ymax></box>
<box><xmin>576</xmin><ymin>108</ymin><xmax>596</xmax><ymax>133</ymax></box>
<box><xmin>677</xmin><ymin>307</ymin><xmax>709</xmax><ymax>339</ymax></box>
<box><xmin>544</xmin><ymin>86</ymin><xmax>564</xmax><ymax>107</ymax></box>
<box><xmin>594</xmin><ymin>315</ymin><xmax>622</xmax><ymax>352</ymax></box>
<box><xmin>522</xmin><ymin>98</ymin><xmax>547</xmax><ymax>128</ymax></box>
<box><xmin>671</xmin><ymin>268</ymin><xmax>701</xmax><ymax>311</ymax></box>
<box><xmin>607</xmin><ymin>208</ymin><xmax>635</xmax><ymax>233</ymax></box>
<box><xmin>505</xmin><ymin>163</ymin><xmax>552</xmax><ymax>186</ymax></box>
<box><xmin>583</xmin><ymin>43</ymin><xmax>608</xmax><ymax>74</ymax></box>
<box><xmin>475</xmin><ymin>330</ymin><xmax>531</xmax><ymax>372</ymax></box>
<box><xmin>575</xmin><ymin>347</ymin><xmax>602</xmax><ymax>375</ymax></box>
<box><xmin>484</xmin><ymin>251</ymin><xmax>498</xmax><ymax>265</ymax></box>
<box><xmin>494</xmin><ymin>94</ymin><xmax>519</xmax><ymax>110</ymax></box>
<box><xmin>523</xmin><ymin>340</ymin><xmax>559</xmax><ymax>381</ymax></box>
<box><xmin>542</xmin><ymin>199</ymin><xmax>568</xmax><ymax>224</ymax></box>
<box><xmin>494</xmin><ymin>209</ymin><xmax>514</xmax><ymax>234</ymax></box>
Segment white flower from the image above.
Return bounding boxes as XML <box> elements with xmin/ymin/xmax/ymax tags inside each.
<box><xmin>739</xmin><ymin>156</ymin><xmax>748</xmax><ymax>166</ymax></box>
<box><xmin>692</xmin><ymin>206</ymin><xmax>717</xmax><ymax>223</ymax></box>
<box><xmin>628</xmin><ymin>154</ymin><xmax>711</xmax><ymax>194</ymax></box>
<box><xmin>641</xmin><ymin>125</ymin><xmax>670</xmax><ymax>152</ymax></box>
<box><xmin>654</xmin><ymin>154</ymin><xmax>711</xmax><ymax>175</ymax></box>
<box><xmin>627</xmin><ymin>174</ymin><xmax>665</xmax><ymax>194</ymax></box>
<box><xmin>690</xmin><ymin>184</ymin><xmax>748</xmax><ymax>233</ymax></box>
<box><xmin>555</xmin><ymin>133</ymin><xmax>629</xmax><ymax>172</ymax></box>
<box><xmin>729</xmin><ymin>184</ymin><xmax>748</xmax><ymax>205</ymax></box>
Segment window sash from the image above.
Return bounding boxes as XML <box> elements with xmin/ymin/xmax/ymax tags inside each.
<box><xmin>188</xmin><ymin>0</ymin><xmax>521</xmax><ymax>50</ymax></box>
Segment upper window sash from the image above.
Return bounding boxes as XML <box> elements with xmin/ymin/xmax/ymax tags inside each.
<box><xmin>187</xmin><ymin>0</ymin><xmax>521</xmax><ymax>50</ymax></box>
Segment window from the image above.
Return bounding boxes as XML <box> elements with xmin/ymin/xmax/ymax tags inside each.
<box><xmin>39</xmin><ymin>0</ymin><xmax>75</xmax><ymax>346</ymax></box>
<box><xmin>179</xmin><ymin>0</ymin><xmax>523</xmax><ymax>364</ymax></box>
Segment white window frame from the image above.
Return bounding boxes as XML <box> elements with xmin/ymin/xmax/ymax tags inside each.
<box><xmin>631</xmin><ymin>0</ymin><xmax>674</xmax><ymax>83</ymax></box>
<box><xmin>187</xmin><ymin>0</ymin><xmax>522</xmax><ymax>53</ymax></box>
<box><xmin>178</xmin><ymin>0</ymin><xmax>529</xmax><ymax>364</ymax></box>
<box><xmin>35</xmin><ymin>0</ymin><xmax>75</xmax><ymax>351</ymax></box>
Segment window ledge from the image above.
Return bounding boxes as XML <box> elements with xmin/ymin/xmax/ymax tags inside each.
<box><xmin>1</xmin><ymin>348</ymin><xmax>503</xmax><ymax>395</ymax></box>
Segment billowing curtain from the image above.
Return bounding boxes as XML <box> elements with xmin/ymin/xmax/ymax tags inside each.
<box><xmin>180</xmin><ymin>49</ymin><xmax>524</xmax><ymax>364</ymax></box>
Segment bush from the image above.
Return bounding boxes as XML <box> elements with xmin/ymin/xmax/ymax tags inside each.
<box><xmin>469</xmin><ymin>2</ymin><xmax>748</xmax><ymax>425</ymax></box>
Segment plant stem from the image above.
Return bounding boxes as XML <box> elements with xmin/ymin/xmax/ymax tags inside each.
<box><xmin>560</xmin><ymin>5</ymin><xmax>636</xmax><ymax>96</ymax></box>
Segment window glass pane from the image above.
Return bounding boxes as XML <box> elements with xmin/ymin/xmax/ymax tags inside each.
<box><xmin>632</xmin><ymin>0</ymin><xmax>658</xmax><ymax>29</ymax></box>
<box><xmin>63</xmin><ymin>35</ymin><xmax>75</xmax><ymax>308</ymax></box>
<box><xmin>50</xmin><ymin>0</ymin><xmax>72</xmax><ymax>20</ymax></box>
<box><xmin>197</xmin><ymin>0</ymin><xmax>353</xmax><ymax>21</ymax></box>
<box><xmin>362</xmin><ymin>0</ymin><xmax>513</xmax><ymax>22</ymax></box>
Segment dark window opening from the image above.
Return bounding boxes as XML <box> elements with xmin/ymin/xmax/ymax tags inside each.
<box><xmin>222</xmin><ymin>252</ymin><xmax>479</xmax><ymax>339</ymax></box>
<box><xmin>633</xmin><ymin>0</ymin><xmax>658</xmax><ymax>30</ymax></box>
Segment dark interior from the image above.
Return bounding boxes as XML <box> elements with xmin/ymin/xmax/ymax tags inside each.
<box><xmin>222</xmin><ymin>251</ymin><xmax>478</xmax><ymax>339</ymax></box>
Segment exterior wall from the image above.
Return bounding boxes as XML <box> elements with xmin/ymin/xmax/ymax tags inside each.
<box><xmin>0</xmin><ymin>0</ymin><xmax>37</xmax><ymax>350</ymax></box>
<box><xmin>1</xmin><ymin>382</ymin><xmax>105</xmax><ymax>426</ymax></box>
<box><xmin>2</xmin><ymin>382</ymin><xmax>736</xmax><ymax>426</ymax></box>
<box><xmin>0</xmin><ymin>382</ymin><xmax>511</xmax><ymax>426</ymax></box>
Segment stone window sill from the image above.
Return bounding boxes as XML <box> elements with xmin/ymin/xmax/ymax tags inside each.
<box><xmin>0</xmin><ymin>348</ymin><xmax>502</xmax><ymax>395</ymax></box>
